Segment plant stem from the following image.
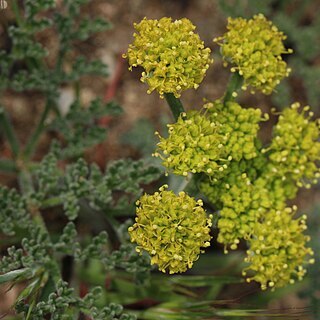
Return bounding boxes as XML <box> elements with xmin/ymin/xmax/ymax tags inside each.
<box><xmin>11</xmin><ymin>0</ymin><xmax>23</xmax><ymax>27</ymax></box>
<box><xmin>223</xmin><ymin>72</ymin><xmax>243</xmax><ymax>105</ymax></box>
<box><xmin>164</xmin><ymin>93</ymin><xmax>185</xmax><ymax>121</ymax></box>
<box><xmin>183</xmin><ymin>174</ymin><xmax>200</xmax><ymax>196</ymax></box>
<box><xmin>18</xmin><ymin>168</ymin><xmax>46</xmax><ymax>234</ymax></box>
<box><xmin>0</xmin><ymin>106</ymin><xmax>20</xmax><ymax>158</ymax></box>
<box><xmin>23</xmin><ymin>99</ymin><xmax>52</xmax><ymax>159</ymax></box>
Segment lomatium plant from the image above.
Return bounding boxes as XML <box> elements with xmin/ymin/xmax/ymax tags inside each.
<box><xmin>0</xmin><ymin>4</ymin><xmax>318</xmax><ymax>320</ymax></box>
<box><xmin>125</xmin><ymin>14</ymin><xmax>318</xmax><ymax>292</ymax></box>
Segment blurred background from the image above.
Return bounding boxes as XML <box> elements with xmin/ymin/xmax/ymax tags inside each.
<box><xmin>0</xmin><ymin>0</ymin><xmax>320</xmax><ymax>319</ymax></box>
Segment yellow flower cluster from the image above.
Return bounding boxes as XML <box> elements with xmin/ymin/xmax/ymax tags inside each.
<box><xmin>214</xmin><ymin>14</ymin><xmax>292</xmax><ymax>94</ymax></box>
<box><xmin>125</xmin><ymin>15</ymin><xmax>317</xmax><ymax>290</ymax></box>
<box><xmin>124</xmin><ymin>17</ymin><xmax>213</xmax><ymax>98</ymax></box>
<box><xmin>153</xmin><ymin>110</ymin><xmax>229</xmax><ymax>176</ymax></box>
<box><xmin>243</xmin><ymin>207</ymin><xmax>314</xmax><ymax>290</ymax></box>
<box><xmin>128</xmin><ymin>185</ymin><xmax>212</xmax><ymax>274</ymax></box>
<box><xmin>155</xmin><ymin>100</ymin><xmax>263</xmax><ymax>177</ymax></box>
<box><xmin>267</xmin><ymin>103</ymin><xmax>320</xmax><ymax>189</ymax></box>
<box><xmin>201</xmin><ymin>161</ymin><xmax>272</xmax><ymax>251</ymax></box>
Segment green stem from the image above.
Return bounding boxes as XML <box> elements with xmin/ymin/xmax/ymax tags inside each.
<box><xmin>223</xmin><ymin>72</ymin><xmax>243</xmax><ymax>105</ymax></box>
<box><xmin>55</xmin><ymin>46</ymin><xmax>67</xmax><ymax>73</ymax></box>
<box><xmin>23</xmin><ymin>99</ymin><xmax>52</xmax><ymax>159</ymax></box>
<box><xmin>182</xmin><ymin>173</ymin><xmax>204</xmax><ymax>197</ymax></box>
<box><xmin>0</xmin><ymin>158</ymin><xmax>18</xmax><ymax>173</ymax></box>
<box><xmin>0</xmin><ymin>106</ymin><xmax>20</xmax><ymax>158</ymax></box>
<box><xmin>164</xmin><ymin>93</ymin><xmax>185</xmax><ymax>121</ymax></box>
<box><xmin>18</xmin><ymin>168</ymin><xmax>46</xmax><ymax>234</ymax></box>
<box><xmin>12</xmin><ymin>0</ymin><xmax>41</xmax><ymax>70</ymax></box>
<box><xmin>12</xmin><ymin>0</ymin><xmax>23</xmax><ymax>27</ymax></box>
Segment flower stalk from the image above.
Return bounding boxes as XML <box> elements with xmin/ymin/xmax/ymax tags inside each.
<box><xmin>164</xmin><ymin>93</ymin><xmax>185</xmax><ymax>121</ymax></box>
<box><xmin>23</xmin><ymin>99</ymin><xmax>52</xmax><ymax>159</ymax></box>
<box><xmin>0</xmin><ymin>106</ymin><xmax>20</xmax><ymax>158</ymax></box>
<box><xmin>223</xmin><ymin>72</ymin><xmax>243</xmax><ymax>105</ymax></box>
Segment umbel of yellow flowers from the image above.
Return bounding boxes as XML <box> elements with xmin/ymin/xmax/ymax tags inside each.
<box><xmin>214</xmin><ymin>14</ymin><xmax>292</xmax><ymax>94</ymax></box>
<box><xmin>243</xmin><ymin>207</ymin><xmax>314</xmax><ymax>290</ymax></box>
<box><xmin>128</xmin><ymin>185</ymin><xmax>212</xmax><ymax>274</ymax></box>
<box><xmin>123</xmin><ymin>17</ymin><xmax>213</xmax><ymax>98</ymax></box>
<box><xmin>266</xmin><ymin>103</ymin><xmax>320</xmax><ymax>188</ymax></box>
<box><xmin>126</xmin><ymin>13</ymin><xmax>318</xmax><ymax>291</ymax></box>
<box><xmin>153</xmin><ymin>110</ymin><xmax>229</xmax><ymax>177</ymax></box>
<box><xmin>154</xmin><ymin>100</ymin><xmax>262</xmax><ymax>177</ymax></box>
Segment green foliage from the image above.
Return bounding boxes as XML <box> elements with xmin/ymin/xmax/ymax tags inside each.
<box><xmin>0</xmin><ymin>0</ymin><xmax>111</xmax><ymax>96</ymax></box>
<box><xmin>0</xmin><ymin>144</ymin><xmax>160</xmax><ymax>316</ymax></box>
<box><xmin>0</xmin><ymin>186</ymin><xmax>31</xmax><ymax>236</ymax></box>
<box><xmin>0</xmin><ymin>0</ymin><xmax>161</xmax><ymax>318</ymax></box>
<box><xmin>14</xmin><ymin>281</ymin><xmax>137</xmax><ymax>320</ymax></box>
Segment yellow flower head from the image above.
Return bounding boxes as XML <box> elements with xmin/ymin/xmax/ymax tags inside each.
<box><xmin>153</xmin><ymin>110</ymin><xmax>229</xmax><ymax>176</ymax></box>
<box><xmin>214</xmin><ymin>14</ymin><xmax>292</xmax><ymax>94</ymax></box>
<box><xmin>267</xmin><ymin>103</ymin><xmax>320</xmax><ymax>189</ymax></box>
<box><xmin>243</xmin><ymin>206</ymin><xmax>314</xmax><ymax>290</ymax></box>
<box><xmin>124</xmin><ymin>17</ymin><xmax>213</xmax><ymax>98</ymax></box>
<box><xmin>128</xmin><ymin>185</ymin><xmax>212</xmax><ymax>274</ymax></box>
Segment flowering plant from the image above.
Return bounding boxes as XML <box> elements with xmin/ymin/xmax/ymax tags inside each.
<box><xmin>0</xmin><ymin>3</ymin><xmax>318</xmax><ymax>319</ymax></box>
<box><xmin>125</xmin><ymin>15</ymin><xmax>318</xmax><ymax>292</ymax></box>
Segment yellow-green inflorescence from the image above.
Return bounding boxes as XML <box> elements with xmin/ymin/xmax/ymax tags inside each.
<box><xmin>243</xmin><ymin>206</ymin><xmax>314</xmax><ymax>290</ymax></box>
<box><xmin>154</xmin><ymin>100</ymin><xmax>263</xmax><ymax>176</ymax></box>
<box><xmin>123</xmin><ymin>17</ymin><xmax>213</xmax><ymax>98</ymax></box>
<box><xmin>204</xmin><ymin>100</ymin><xmax>263</xmax><ymax>161</ymax></box>
<box><xmin>154</xmin><ymin>110</ymin><xmax>229</xmax><ymax>177</ymax></box>
<box><xmin>199</xmin><ymin>101</ymin><xmax>319</xmax><ymax>289</ymax></box>
<box><xmin>128</xmin><ymin>185</ymin><xmax>212</xmax><ymax>274</ymax></box>
<box><xmin>201</xmin><ymin>161</ymin><xmax>273</xmax><ymax>251</ymax></box>
<box><xmin>214</xmin><ymin>14</ymin><xmax>292</xmax><ymax>94</ymax></box>
<box><xmin>266</xmin><ymin>102</ymin><xmax>320</xmax><ymax>190</ymax></box>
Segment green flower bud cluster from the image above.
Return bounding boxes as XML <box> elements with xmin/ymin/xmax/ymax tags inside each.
<box><xmin>243</xmin><ymin>206</ymin><xmax>314</xmax><ymax>290</ymax></box>
<box><xmin>266</xmin><ymin>103</ymin><xmax>320</xmax><ymax>189</ymax></box>
<box><xmin>214</xmin><ymin>14</ymin><xmax>292</xmax><ymax>94</ymax></box>
<box><xmin>128</xmin><ymin>185</ymin><xmax>212</xmax><ymax>274</ymax></box>
<box><xmin>124</xmin><ymin>17</ymin><xmax>213</xmax><ymax>98</ymax></box>
<box><xmin>153</xmin><ymin>111</ymin><xmax>229</xmax><ymax>176</ymax></box>
<box><xmin>204</xmin><ymin>100</ymin><xmax>262</xmax><ymax>161</ymax></box>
